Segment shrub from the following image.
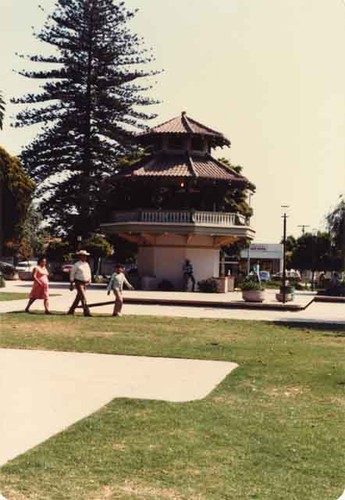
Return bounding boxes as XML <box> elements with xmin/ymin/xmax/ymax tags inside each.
<box><xmin>319</xmin><ymin>281</ymin><xmax>345</xmax><ymax>297</ymax></box>
<box><xmin>198</xmin><ymin>278</ymin><xmax>218</xmax><ymax>293</ymax></box>
<box><xmin>240</xmin><ymin>279</ymin><xmax>265</xmax><ymax>291</ymax></box>
<box><xmin>158</xmin><ymin>279</ymin><xmax>174</xmax><ymax>291</ymax></box>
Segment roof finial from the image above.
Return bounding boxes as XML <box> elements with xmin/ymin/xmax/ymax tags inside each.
<box><xmin>181</xmin><ymin>111</ymin><xmax>187</xmax><ymax>116</ymax></box>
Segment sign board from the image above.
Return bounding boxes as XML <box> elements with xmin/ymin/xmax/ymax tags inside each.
<box><xmin>240</xmin><ymin>243</ymin><xmax>283</xmax><ymax>260</ymax></box>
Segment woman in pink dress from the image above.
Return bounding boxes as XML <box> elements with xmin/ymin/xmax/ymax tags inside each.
<box><xmin>25</xmin><ymin>257</ymin><xmax>51</xmax><ymax>314</ymax></box>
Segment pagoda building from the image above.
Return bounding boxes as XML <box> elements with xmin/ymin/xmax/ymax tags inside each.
<box><xmin>101</xmin><ymin>112</ymin><xmax>256</xmax><ymax>290</ymax></box>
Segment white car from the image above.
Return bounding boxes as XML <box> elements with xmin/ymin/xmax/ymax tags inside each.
<box><xmin>15</xmin><ymin>260</ymin><xmax>37</xmax><ymax>280</ymax></box>
<box><xmin>15</xmin><ymin>260</ymin><xmax>37</xmax><ymax>272</ymax></box>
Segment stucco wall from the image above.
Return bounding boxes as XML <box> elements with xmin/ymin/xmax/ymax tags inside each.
<box><xmin>138</xmin><ymin>246</ymin><xmax>220</xmax><ymax>290</ymax></box>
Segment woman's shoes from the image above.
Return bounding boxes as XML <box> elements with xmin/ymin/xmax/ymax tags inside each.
<box><xmin>45</xmin><ymin>311</ymin><xmax>52</xmax><ymax>315</ymax></box>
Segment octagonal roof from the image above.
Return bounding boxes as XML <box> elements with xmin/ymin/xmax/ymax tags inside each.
<box><xmin>138</xmin><ymin>112</ymin><xmax>230</xmax><ymax>148</ymax></box>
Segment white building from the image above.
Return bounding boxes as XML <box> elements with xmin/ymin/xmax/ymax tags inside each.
<box><xmin>240</xmin><ymin>243</ymin><xmax>283</xmax><ymax>274</ymax></box>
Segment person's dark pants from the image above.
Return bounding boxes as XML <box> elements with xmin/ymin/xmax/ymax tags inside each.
<box><xmin>183</xmin><ymin>273</ymin><xmax>195</xmax><ymax>292</ymax></box>
<box><xmin>68</xmin><ymin>280</ymin><xmax>91</xmax><ymax>316</ymax></box>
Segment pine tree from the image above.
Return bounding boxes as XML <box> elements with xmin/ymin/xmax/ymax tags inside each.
<box><xmin>13</xmin><ymin>0</ymin><xmax>157</xmax><ymax>237</ymax></box>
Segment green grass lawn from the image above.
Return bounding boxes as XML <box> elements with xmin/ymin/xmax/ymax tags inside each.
<box><xmin>0</xmin><ymin>292</ymin><xmax>28</xmax><ymax>301</ymax></box>
<box><xmin>0</xmin><ymin>314</ymin><xmax>344</xmax><ymax>500</ymax></box>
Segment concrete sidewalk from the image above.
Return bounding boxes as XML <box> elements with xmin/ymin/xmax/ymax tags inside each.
<box><xmin>0</xmin><ymin>348</ymin><xmax>237</xmax><ymax>467</ymax></box>
<box><xmin>1</xmin><ymin>280</ymin><xmax>344</xmax><ymax>325</ymax></box>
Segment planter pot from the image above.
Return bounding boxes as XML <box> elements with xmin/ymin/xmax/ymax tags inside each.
<box><xmin>276</xmin><ymin>292</ymin><xmax>293</xmax><ymax>302</ymax></box>
<box><xmin>276</xmin><ymin>285</ymin><xmax>294</xmax><ymax>302</ymax></box>
<box><xmin>227</xmin><ymin>276</ymin><xmax>235</xmax><ymax>292</ymax></box>
<box><xmin>242</xmin><ymin>289</ymin><xmax>265</xmax><ymax>303</ymax></box>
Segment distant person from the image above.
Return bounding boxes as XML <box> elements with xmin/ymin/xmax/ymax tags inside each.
<box><xmin>183</xmin><ymin>259</ymin><xmax>195</xmax><ymax>292</ymax></box>
<box><xmin>67</xmin><ymin>250</ymin><xmax>92</xmax><ymax>317</ymax></box>
<box><xmin>330</xmin><ymin>272</ymin><xmax>340</xmax><ymax>288</ymax></box>
<box><xmin>252</xmin><ymin>262</ymin><xmax>261</xmax><ymax>282</ymax></box>
<box><xmin>107</xmin><ymin>264</ymin><xmax>134</xmax><ymax>316</ymax></box>
<box><xmin>25</xmin><ymin>256</ymin><xmax>51</xmax><ymax>314</ymax></box>
<box><xmin>318</xmin><ymin>272</ymin><xmax>326</xmax><ymax>288</ymax></box>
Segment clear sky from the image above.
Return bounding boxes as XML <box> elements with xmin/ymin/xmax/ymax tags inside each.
<box><xmin>1</xmin><ymin>0</ymin><xmax>344</xmax><ymax>242</ymax></box>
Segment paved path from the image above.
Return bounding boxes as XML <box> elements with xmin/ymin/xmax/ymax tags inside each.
<box><xmin>0</xmin><ymin>348</ymin><xmax>236</xmax><ymax>466</ymax></box>
<box><xmin>1</xmin><ymin>280</ymin><xmax>344</xmax><ymax>324</ymax></box>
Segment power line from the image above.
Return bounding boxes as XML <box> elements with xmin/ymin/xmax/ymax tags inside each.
<box><xmin>297</xmin><ymin>224</ymin><xmax>310</xmax><ymax>235</ymax></box>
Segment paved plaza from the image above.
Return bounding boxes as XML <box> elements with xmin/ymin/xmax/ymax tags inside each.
<box><xmin>1</xmin><ymin>280</ymin><xmax>344</xmax><ymax>324</ymax></box>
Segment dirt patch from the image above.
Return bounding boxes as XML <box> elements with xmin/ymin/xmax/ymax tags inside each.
<box><xmin>329</xmin><ymin>397</ymin><xmax>345</xmax><ymax>407</ymax></box>
<box><xmin>0</xmin><ymin>488</ymin><xmax>36</xmax><ymax>500</ymax></box>
<box><xmin>89</xmin><ymin>480</ymin><xmax>201</xmax><ymax>500</ymax></box>
<box><xmin>5</xmin><ymin>321</ymin><xmax>78</xmax><ymax>336</ymax></box>
<box><xmin>265</xmin><ymin>386</ymin><xmax>307</xmax><ymax>398</ymax></box>
<box><xmin>112</xmin><ymin>441</ymin><xmax>127</xmax><ymax>451</ymax></box>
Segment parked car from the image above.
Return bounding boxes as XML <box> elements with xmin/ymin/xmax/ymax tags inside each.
<box><xmin>62</xmin><ymin>264</ymin><xmax>74</xmax><ymax>274</ymax></box>
<box><xmin>125</xmin><ymin>264</ymin><xmax>138</xmax><ymax>275</ymax></box>
<box><xmin>15</xmin><ymin>260</ymin><xmax>37</xmax><ymax>272</ymax></box>
<box><xmin>259</xmin><ymin>270</ymin><xmax>271</xmax><ymax>282</ymax></box>
<box><xmin>0</xmin><ymin>261</ymin><xmax>17</xmax><ymax>280</ymax></box>
<box><xmin>272</xmin><ymin>270</ymin><xmax>301</xmax><ymax>282</ymax></box>
<box><xmin>15</xmin><ymin>260</ymin><xmax>37</xmax><ymax>280</ymax></box>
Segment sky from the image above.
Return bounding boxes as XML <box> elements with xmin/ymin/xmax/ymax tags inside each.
<box><xmin>1</xmin><ymin>0</ymin><xmax>345</xmax><ymax>243</ymax></box>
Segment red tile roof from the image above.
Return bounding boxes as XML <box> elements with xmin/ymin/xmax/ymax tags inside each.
<box><xmin>118</xmin><ymin>152</ymin><xmax>254</xmax><ymax>188</ymax></box>
<box><xmin>139</xmin><ymin>112</ymin><xmax>230</xmax><ymax>147</ymax></box>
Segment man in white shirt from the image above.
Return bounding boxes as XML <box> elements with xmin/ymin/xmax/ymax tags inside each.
<box><xmin>67</xmin><ymin>250</ymin><xmax>92</xmax><ymax>316</ymax></box>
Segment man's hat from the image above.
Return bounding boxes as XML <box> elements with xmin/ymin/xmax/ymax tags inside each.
<box><xmin>76</xmin><ymin>249</ymin><xmax>90</xmax><ymax>256</ymax></box>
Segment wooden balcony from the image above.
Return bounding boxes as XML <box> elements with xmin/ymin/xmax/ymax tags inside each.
<box><xmin>101</xmin><ymin>210</ymin><xmax>255</xmax><ymax>244</ymax></box>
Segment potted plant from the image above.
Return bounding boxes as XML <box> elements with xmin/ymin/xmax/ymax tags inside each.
<box><xmin>240</xmin><ymin>279</ymin><xmax>266</xmax><ymax>303</ymax></box>
<box><xmin>276</xmin><ymin>283</ymin><xmax>294</xmax><ymax>302</ymax></box>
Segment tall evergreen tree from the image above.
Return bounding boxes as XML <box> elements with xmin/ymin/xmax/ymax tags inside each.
<box><xmin>13</xmin><ymin>0</ymin><xmax>157</xmax><ymax>237</ymax></box>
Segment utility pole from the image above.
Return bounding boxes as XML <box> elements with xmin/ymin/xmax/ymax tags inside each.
<box><xmin>340</xmin><ymin>202</ymin><xmax>345</xmax><ymax>273</ymax></box>
<box><xmin>298</xmin><ymin>224</ymin><xmax>310</xmax><ymax>235</ymax></box>
<box><xmin>281</xmin><ymin>206</ymin><xmax>289</xmax><ymax>304</ymax></box>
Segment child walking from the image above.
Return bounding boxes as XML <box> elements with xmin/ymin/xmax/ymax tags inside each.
<box><xmin>107</xmin><ymin>264</ymin><xmax>134</xmax><ymax>316</ymax></box>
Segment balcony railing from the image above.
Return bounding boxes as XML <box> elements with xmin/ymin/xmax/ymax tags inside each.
<box><xmin>110</xmin><ymin>210</ymin><xmax>249</xmax><ymax>227</ymax></box>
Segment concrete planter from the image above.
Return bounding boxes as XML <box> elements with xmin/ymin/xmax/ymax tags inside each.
<box><xmin>276</xmin><ymin>293</ymin><xmax>293</xmax><ymax>302</ymax></box>
<box><xmin>276</xmin><ymin>286</ymin><xmax>294</xmax><ymax>302</ymax></box>
<box><xmin>213</xmin><ymin>277</ymin><xmax>228</xmax><ymax>293</ymax></box>
<box><xmin>242</xmin><ymin>289</ymin><xmax>265</xmax><ymax>303</ymax></box>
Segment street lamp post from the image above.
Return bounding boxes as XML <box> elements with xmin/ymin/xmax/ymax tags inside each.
<box><xmin>311</xmin><ymin>228</ymin><xmax>317</xmax><ymax>291</ymax></box>
<box><xmin>340</xmin><ymin>202</ymin><xmax>345</xmax><ymax>273</ymax></box>
<box><xmin>281</xmin><ymin>206</ymin><xmax>289</xmax><ymax>304</ymax></box>
<box><xmin>246</xmin><ymin>192</ymin><xmax>253</xmax><ymax>275</ymax></box>
<box><xmin>77</xmin><ymin>235</ymin><xmax>82</xmax><ymax>251</ymax></box>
